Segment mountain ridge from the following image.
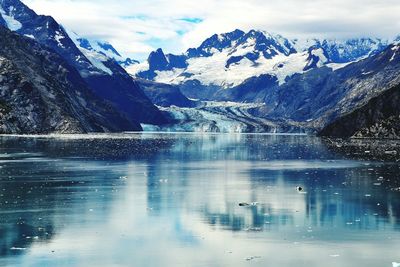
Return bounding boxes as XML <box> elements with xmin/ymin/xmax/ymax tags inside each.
<box><xmin>127</xmin><ymin>29</ymin><xmax>393</xmax><ymax>96</ymax></box>
<box><xmin>0</xmin><ymin>0</ymin><xmax>167</xmax><ymax>126</ymax></box>
<box><xmin>0</xmin><ymin>25</ymin><xmax>138</xmax><ymax>134</ymax></box>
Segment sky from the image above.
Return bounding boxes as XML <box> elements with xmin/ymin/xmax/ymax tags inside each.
<box><xmin>22</xmin><ymin>0</ymin><xmax>400</xmax><ymax>61</ymax></box>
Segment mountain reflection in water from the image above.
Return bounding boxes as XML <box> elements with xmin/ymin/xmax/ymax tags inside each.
<box><xmin>0</xmin><ymin>133</ymin><xmax>399</xmax><ymax>267</ymax></box>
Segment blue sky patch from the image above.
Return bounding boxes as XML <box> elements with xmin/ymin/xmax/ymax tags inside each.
<box><xmin>179</xmin><ymin>17</ymin><xmax>203</xmax><ymax>24</ymax></box>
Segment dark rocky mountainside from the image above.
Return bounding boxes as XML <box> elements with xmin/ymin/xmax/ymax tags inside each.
<box><xmin>0</xmin><ymin>26</ymin><xmax>138</xmax><ymax>134</ymax></box>
<box><xmin>0</xmin><ymin>0</ymin><xmax>166</xmax><ymax>125</ymax></box>
<box><xmin>137</xmin><ymin>79</ymin><xmax>196</xmax><ymax>108</ymax></box>
<box><xmin>319</xmin><ymin>82</ymin><xmax>400</xmax><ymax>139</ymax></box>
<box><xmin>249</xmin><ymin>43</ymin><xmax>400</xmax><ymax>129</ymax></box>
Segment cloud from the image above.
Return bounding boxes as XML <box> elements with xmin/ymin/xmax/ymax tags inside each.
<box><xmin>22</xmin><ymin>0</ymin><xmax>400</xmax><ymax>60</ymax></box>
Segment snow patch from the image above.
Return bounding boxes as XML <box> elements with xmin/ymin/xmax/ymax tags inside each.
<box><xmin>310</xmin><ymin>48</ymin><xmax>328</xmax><ymax>65</ymax></box>
<box><xmin>0</xmin><ymin>5</ymin><xmax>22</xmax><ymax>31</ymax></box>
<box><xmin>24</xmin><ymin>34</ymin><xmax>35</xmax><ymax>39</ymax></box>
<box><xmin>326</xmin><ymin>62</ymin><xmax>352</xmax><ymax>71</ymax></box>
<box><xmin>65</xmin><ymin>29</ymin><xmax>113</xmax><ymax>75</ymax></box>
<box><xmin>80</xmin><ymin>49</ymin><xmax>113</xmax><ymax>75</ymax></box>
<box><xmin>54</xmin><ymin>31</ymin><xmax>65</xmax><ymax>48</ymax></box>
<box><xmin>390</xmin><ymin>45</ymin><xmax>399</xmax><ymax>62</ymax></box>
<box><xmin>126</xmin><ymin>61</ymin><xmax>149</xmax><ymax>76</ymax></box>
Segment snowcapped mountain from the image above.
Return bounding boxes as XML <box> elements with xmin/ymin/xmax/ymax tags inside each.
<box><xmin>154</xmin><ymin>42</ymin><xmax>400</xmax><ymax>133</ymax></box>
<box><xmin>0</xmin><ymin>0</ymin><xmax>166</xmax><ymax>126</ymax></box>
<box><xmin>0</xmin><ymin>26</ymin><xmax>138</xmax><ymax>133</ymax></box>
<box><xmin>253</xmin><ymin>42</ymin><xmax>400</xmax><ymax>129</ymax></box>
<box><xmin>128</xmin><ymin>29</ymin><xmax>392</xmax><ymax>101</ymax></box>
<box><xmin>291</xmin><ymin>37</ymin><xmax>389</xmax><ymax>63</ymax></box>
<box><xmin>67</xmin><ymin>32</ymin><xmax>140</xmax><ymax>68</ymax></box>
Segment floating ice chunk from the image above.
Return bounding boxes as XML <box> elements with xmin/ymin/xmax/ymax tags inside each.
<box><xmin>245</xmin><ymin>256</ymin><xmax>261</xmax><ymax>261</ymax></box>
<box><xmin>10</xmin><ymin>247</ymin><xmax>26</xmax><ymax>250</ymax></box>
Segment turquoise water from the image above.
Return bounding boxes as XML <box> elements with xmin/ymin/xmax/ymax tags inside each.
<box><xmin>0</xmin><ymin>133</ymin><xmax>399</xmax><ymax>267</ymax></box>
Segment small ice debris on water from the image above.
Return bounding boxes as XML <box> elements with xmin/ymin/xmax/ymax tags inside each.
<box><xmin>10</xmin><ymin>247</ymin><xmax>26</xmax><ymax>250</ymax></box>
<box><xmin>392</xmin><ymin>262</ymin><xmax>400</xmax><ymax>267</ymax></box>
<box><xmin>120</xmin><ymin>176</ymin><xmax>128</xmax><ymax>180</ymax></box>
<box><xmin>329</xmin><ymin>254</ymin><xmax>340</xmax><ymax>257</ymax></box>
<box><xmin>245</xmin><ymin>256</ymin><xmax>261</xmax><ymax>261</ymax></box>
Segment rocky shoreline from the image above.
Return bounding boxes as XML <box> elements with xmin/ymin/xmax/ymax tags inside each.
<box><xmin>322</xmin><ymin>137</ymin><xmax>400</xmax><ymax>161</ymax></box>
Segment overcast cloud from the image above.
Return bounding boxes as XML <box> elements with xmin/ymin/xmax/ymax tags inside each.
<box><xmin>22</xmin><ymin>0</ymin><xmax>400</xmax><ymax>60</ymax></box>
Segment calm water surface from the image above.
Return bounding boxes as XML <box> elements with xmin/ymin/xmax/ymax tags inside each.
<box><xmin>0</xmin><ymin>133</ymin><xmax>399</xmax><ymax>267</ymax></box>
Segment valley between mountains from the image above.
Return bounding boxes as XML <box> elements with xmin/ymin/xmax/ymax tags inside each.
<box><xmin>1</xmin><ymin>0</ymin><xmax>400</xmax><ymax>138</ymax></box>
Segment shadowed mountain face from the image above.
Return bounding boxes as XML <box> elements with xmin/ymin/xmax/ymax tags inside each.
<box><xmin>319</xmin><ymin>80</ymin><xmax>400</xmax><ymax>139</ymax></box>
<box><xmin>0</xmin><ymin>26</ymin><xmax>139</xmax><ymax>134</ymax></box>
<box><xmin>137</xmin><ymin>79</ymin><xmax>196</xmax><ymax>108</ymax></box>
<box><xmin>0</xmin><ymin>0</ymin><xmax>166</xmax><ymax>126</ymax></box>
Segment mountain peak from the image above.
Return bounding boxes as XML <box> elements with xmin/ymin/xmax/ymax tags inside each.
<box><xmin>148</xmin><ymin>48</ymin><xmax>170</xmax><ymax>71</ymax></box>
<box><xmin>128</xmin><ymin>28</ymin><xmax>395</xmax><ymax>94</ymax></box>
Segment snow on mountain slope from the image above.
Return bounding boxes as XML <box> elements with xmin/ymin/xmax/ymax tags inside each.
<box><xmin>291</xmin><ymin>37</ymin><xmax>390</xmax><ymax>63</ymax></box>
<box><xmin>65</xmin><ymin>30</ymin><xmax>142</xmax><ymax>76</ymax></box>
<box><xmin>153</xmin><ymin>47</ymin><xmax>322</xmax><ymax>87</ymax></box>
<box><xmin>129</xmin><ymin>30</ymin><xmax>391</xmax><ymax>92</ymax></box>
<box><xmin>65</xmin><ymin>30</ymin><xmax>114</xmax><ymax>75</ymax></box>
<box><xmin>0</xmin><ymin>4</ymin><xmax>22</xmax><ymax>31</ymax></box>
<box><xmin>0</xmin><ymin>0</ymin><xmax>166</xmax><ymax>126</ymax></box>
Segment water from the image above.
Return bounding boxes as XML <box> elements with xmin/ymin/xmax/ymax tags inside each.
<box><xmin>0</xmin><ymin>133</ymin><xmax>399</xmax><ymax>267</ymax></box>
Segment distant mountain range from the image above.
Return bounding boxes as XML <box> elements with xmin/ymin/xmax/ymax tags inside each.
<box><xmin>128</xmin><ymin>29</ymin><xmax>393</xmax><ymax>99</ymax></box>
<box><xmin>125</xmin><ymin>29</ymin><xmax>400</xmax><ymax>134</ymax></box>
<box><xmin>1</xmin><ymin>0</ymin><xmax>400</xmax><ymax>136</ymax></box>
